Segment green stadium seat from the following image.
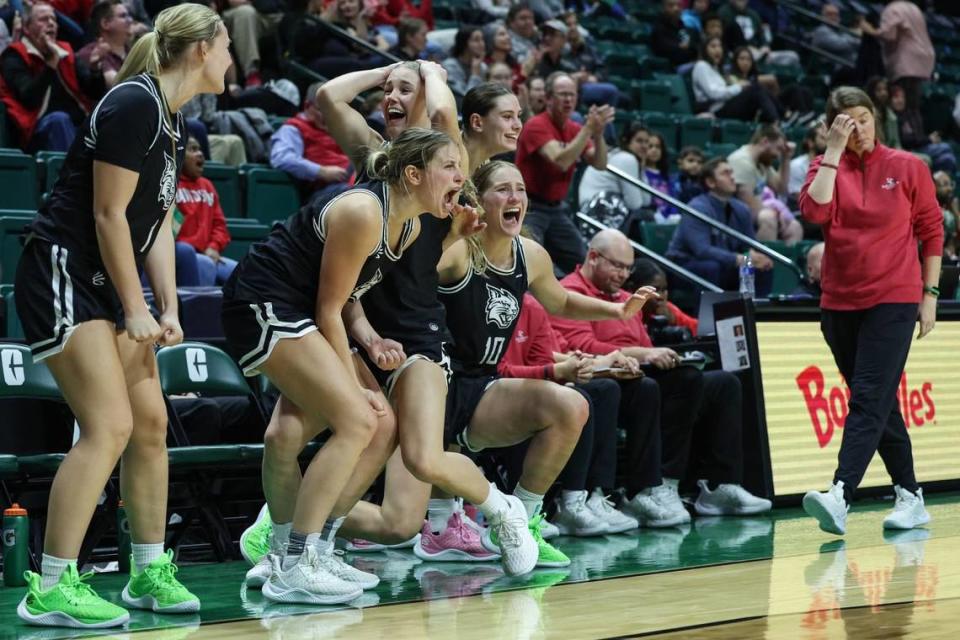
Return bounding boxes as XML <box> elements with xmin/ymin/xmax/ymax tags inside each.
<box><xmin>763</xmin><ymin>240</ymin><xmax>801</xmax><ymax>296</ymax></box>
<box><xmin>0</xmin><ymin>152</ymin><xmax>38</xmax><ymax>210</ymax></box>
<box><xmin>244</xmin><ymin>167</ymin><xmax>300</xmax><ymax>225</ymax></box>
<box><xmin>633</xmin><ymin>81</ymin><xmax>673</xmax><ymax>113</ymax></box>
<box><xmin>653</xmin><ymin>72</ymin><xmax>693</xmax><ymax>115</ymax></box>
<box><xmin>203</xmin><ymin>162</ymin><xmax>242</xmax><ymax>218</ymax></box>
<box><xmin>717</xmin><ymin>120</ymin><xmax>754</xmax><ymax>146</ymax></box>
<box><xmin>2</xmin><ymin>285</ymin><xmax>24</xmax><ymax>339</ymax></box>
<box><xmin>640</xmin><ymin>112</ymin><xmax>679</xmax><ymax>153</ymax></box>
<box><xmin>0</xmin><ymin>215</ymin><xmax>32</xmax><ymax>285</ymax></box>
<box><xmin>703</xmin><ymin>142</ymin><xmax>738</xmax><ymax>159</ymax></box>
<box><xmin>223</xmin><ymin>220</ymin><xmax>270</xmax><ymax>262</ymax></box>
<box><xmin>37</xmin><ymin>151</ymin><xmax>67</xmax><ymax>194</ymax></box>
<box><xmin>677</xmin><ymin>115</ymin><xmax>714</xmax><ymax>149</ymax></box>
<box><xmin>640</xmin><ymin>222</ymin><xmax>677</xmax><ymax>255</ymax></box>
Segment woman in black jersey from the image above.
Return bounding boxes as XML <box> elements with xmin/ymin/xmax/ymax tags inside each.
<box><xmin>12</xmin><ymin>5</ymin><xmax>230</xmax><ymax>629</ymax></box>
<box><xmin>222</xmin><ymin>127</ymin><xmax>465</xmax><ymax>605</ymax></box>
<box><xmin>435</xmin><ymin>161</ymin><xmax>656</xmax><ymax>566</ymax></box>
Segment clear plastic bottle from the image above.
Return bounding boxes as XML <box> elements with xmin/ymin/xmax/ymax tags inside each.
<box><xmin>739</xmin><ymin>253</ymin><xmax>756</xmax><ymax>299</ymax></box>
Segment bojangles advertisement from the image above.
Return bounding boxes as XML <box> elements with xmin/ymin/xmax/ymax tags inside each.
<box><xmin>756</xmin><ymin>322</ymin><xmax>960</xmax><ymax>496</ymax></box>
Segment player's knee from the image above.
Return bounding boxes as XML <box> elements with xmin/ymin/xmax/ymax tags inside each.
<box><xmin>340</xmin><ymin>406</ymin><xmax>379</xmax><ymax>446</ymax></box>
<box><xmin>84</xmin><ymin>416</ymin><xmax>134</xmax><ymax>457</ymax></box>
<box><xmin>264</xmin><ymin>421</ymin><xmax>303</xmax><ymax>459</ymax></box>
<box><xmin>549</xmin><ymin>387</ymin><xmax>589</xmax><ymax>438</ymax></box>
<box><xmin>129</xmin><ymin>403</ymin><xmax>168</xmax><ymax>450</ymax></box>
<box><xmin>381</xmin><ymin>515</ymin><xmax>423</xmax><ymax>543</ymax></box>
<box><xmin>402</xmin><ymin>449</ymin><xmax>441</xmax><ymax>485</ymax></box>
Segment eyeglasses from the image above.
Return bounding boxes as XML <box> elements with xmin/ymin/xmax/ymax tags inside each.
<box><xmin>593</xmin><ymin>250</ymin><xmax>633</xmax><ymax>273</ymax></box>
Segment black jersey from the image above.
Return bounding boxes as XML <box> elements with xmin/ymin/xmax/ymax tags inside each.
<box><xmin>361</xmin><ymin>214</ymin><xmax>452</xmax><ymax>354</ymax></box>
<box><xmin>438</xmin><ymin>238</ymin><xmax>528</xmax><ymax>377</ymax></box>
<box><xmin>224</xmin><ymin>181</ymin><xmax>415</xmax><ymax>312</ymax></box>
<box><xmin>28</xmin><ymin>74</ymin><xmax>185</xmax><ymax>268</ymax></box>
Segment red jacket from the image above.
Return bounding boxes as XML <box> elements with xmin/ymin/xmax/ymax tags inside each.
<box><xmin>798</xmin><ymin>144</ymin><xmax>943</xmax><ymax>310</ymax></box>
<box><xmin>552</xmin><ymin>267</ymin><xmax>653</xmax><ymax>355</ymax></box>
<box><xmin>284</xmin><ymin>114</ymin><xmax>353</xmax><ymax>181</ymax></box>
<box><xmin>498</xmin><ymin>294</ymin><xmax>563</xmax><ymax>379</ymax></box>
<box><xmin>175</xmin><ymin>176</ymin><xmax>231</xmax><ymax>253</ymax></box>
<box><xmin>0</xmin><ymin>40</ymin><xmax>93</xmax><ymax>146</ymax></box>
<box><xmin>643</xmin><ymin>300</ymin><xmax>699</xmax><ymax>334</ymax></box>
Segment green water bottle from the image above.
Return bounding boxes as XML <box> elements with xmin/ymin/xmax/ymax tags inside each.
<box><xmin>3</xmin><ymin>504</ymin><xmax>29</xmax><ymax>587</ymax></box>
<box><xmin>116</xmin><ymin>501</ymin><xmax>131</xmax><ymax>573</ymax></box>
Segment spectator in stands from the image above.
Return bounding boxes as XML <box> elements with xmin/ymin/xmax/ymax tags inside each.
<box><xmin>516</xmin><ymin>71</ymin><xmax>614</xmax><ymax>273</ymax></box>
<box><xmin>691</xmin><ymin>36</ymin><xmax>778</xmax><ymax>123</ymax></box>
<box><xmin>498</xmin><ymin>293</ymin><xmax>643</xmax><ymax>535</ymax></box>
<box><xmin>366</xmin><ymin>0</ymin><xmax>435</xmax><ymax>44</ymax></box>
<box><xmin>935</xmin><ymin>171</ymin><xmax>958</xmax><ymax>259</ymax></box>
<box><xmin>220</xmin><ymin>0</ymin><xmax>282</xmax><ymax>87</ymax></box>
<box><xmin>536</xmin><ymin>18</ymin><xmax>620</xmax><ymax>108</ymax></box>
<box><xmin>472</xmin><ymin>0</ymin><xmax>517</xmax><ymax>21</ymax></box>
<box><xmin>176</xmin><ymin>136</ymin><xmax>238</xmax><ymax>286</ymax></box>
<box><xmin>0</xmin><ymin>2</ymin><xmax>104</xmax><ymax>152</ymax></box>
<box><xmin>506</xmin><ymin>3</ymin><xmax>539</xmax><ymax>64</ymax></box>
<box><xmin>866</xmin><ymin>76</ymin><xmax>902</xmax><ymax>148</ymax></box>
<box><xmin>270</xmin><ymin>80</ymin><xmax>354</xmax><ymax>202</ymax></box>
<box><xmin>702</xmin><ymin>12</ymin><xmax>725</xmax><ymax>41</ymax></box>
<box><xmin>811</xmin><ymin>3</ymin><xmax>861</xmax><ymax>62</ymax></box>
<box><xmin>644</xmin><ymin>133</ymin><xmax>679</xmax><ymax>224</ymax></box>
<box><xmin>792</xmin><ymin>241</ymin><xmax>823</xmax><ymax>297</ymax></box>
<box><xmin>525</xmin><ymin>74</ymin><xmax>546</xmax><ymax>118</ymax></box>
<box><xmin>389</xmin><ymin>16</ymin><xmax>428</xmax><ymax>60</ymax></box>
<box><xmin>552</xmin><ymin>228</ymin><xmax>772</xmax><ymax>518</ymax></box>
<box><xmin>289</xmin><ymin>0</ymin><xmax>388</xmax><ymax>78</ymax></box>
<box><xmin>718</xmin><ymin>0</ymin><xmax>799</xmax><ymax>67</ymax></box>
<box><xmin>670</xmin><ymin>145</ymin><xmax>705</xmax><ymax>203</ymax></box>
<box><xmin>729</xmin><ymin>45</ymin><xmax>780</xmax><ymax>104</ymax></box>
<box><xmin>789</xmin><ymin>125</ymin><xmax>827</xmax><ymax>198</ymax></box>
<box><xmin>665</xmin><ymin>157</ymin><xmax>773</xmax><ymax>292</ymax></box>
<box><xmin>442</xmin><ymin>26</ymin><xmax>487</xmax><ymax>97</ymax></box>
<box><xmin>484</xmin><ymin>23</ymin><xmax>539</xmax><ymax>93</ymax></box>
<box><xmin>578</xmin><ymin>121</ymin><xmax>651</xmax><ymax>219</ymax></box>
<box><xmin>76</xmin><ymin>0</ymin><xmax>131</xmax><ymax>91</ymax></box>
<box><xmin>858</xmin><ymin>1</ymin><xmax>935</xmax><ymax>115</ymax></box>
<box><xmin>682</xmin><ymin>0</ymin><xmax>711</xmax><ymax>33</ymax></box>
<box><xmin>891</xmin><ymin>84</ymin><xmax>957</xmax><ymax>174</ymax></box>
<box><xmin>727</xmin><ymin>124</ymin><xmax>803</xmax><ymax>243</ymax></box>
<box><xmin>651</xmin><ymin>0</ymin><xmax>698</xmax><ymax>68</ymax></box>
<box><xmin>486</xmin><ymin>61</ymin><xmax>513</xmax><ymax>89</ymax></box>
<box><xmin>631</xmin><ymin>259</ymin><xmax>699</xmax><ymax>335</ymax></box>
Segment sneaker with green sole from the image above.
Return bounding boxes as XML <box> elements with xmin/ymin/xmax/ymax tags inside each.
<box><xmin>121</xmin><ymin>550</ymin><xmax>200</xmax><ymax>613</ymax></box>
<box><xmin>240</xmin><ymin>503</ymin><xmax>272</xmax><ymax>566</ymax></box>
<box><xmin>483</xmin><ymin>514</ymin><xmax>571</xmax><ymax>568</ymax></box>
<box><xmin>17</xmin><ymin>565</ymin><xmax>130</xmax><ymax>628</ymax></box>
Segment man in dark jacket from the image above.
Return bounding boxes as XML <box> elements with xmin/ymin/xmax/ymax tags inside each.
<box><xmin>650</xmin><ymin>0</ymin><xmax>698</xmax><ymax>67</ymax></box>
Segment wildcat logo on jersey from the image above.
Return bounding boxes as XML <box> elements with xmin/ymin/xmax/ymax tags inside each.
<box><xmin>158</xmin><ymin>151</ymin><xmax>177</xmax><ymax>210</ymax></box>
<box><xmin>349</xmin><ymin>268</ymin><xmax>383</xmax><ymax>303</ymax></box>
<box><xmin>484</xmin><ymin>283</ymin><xmax>520</xmax><ymax>329</ymax></box>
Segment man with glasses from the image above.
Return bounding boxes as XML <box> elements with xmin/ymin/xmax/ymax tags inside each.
<box><xmin>515</xmin><ymin>71</ymin><xmax>614</xmax><ymax>274</ymax></box>
<box><xmin>552</xmin><ymin>228</ymin><xmax>772</xmax><ymax>520</ymax></box>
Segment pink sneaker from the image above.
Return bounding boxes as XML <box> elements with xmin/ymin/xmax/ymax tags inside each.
<box><xmin>413</xmin><ymin>513</ymin><xmax>500</xmax><ymax>562</ymax></box>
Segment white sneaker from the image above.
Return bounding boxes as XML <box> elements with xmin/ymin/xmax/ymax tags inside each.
<box><xmin>245</xmin><ymin>553</ymin><xmax>275</xmax><ymax>589</ymax></box>
<box><xmin>585</xmin><ymin>489</ymin><xmax>637</xmax><ymax>534</ymax></box>
<box><xmin>538</xmin><ymin>518</ymin><xmax>560</xmax><ymax>540</ymax></box>
<box><xmin>883</xmin><ymin>486</ymin><xmax>931</xmax><ymax>530</ymax></box>
<box><xmin>803</xmin><ymin>481</ymin><xmax>849</xmax><ymax>535</ymax></box>
<box><xmin>622</xmin><ymin>492</ymin><xmax>688</xmax><ymax>528</ymax></box>
<box><xmin>650</xmin><ymin>483</ymin><xmax>691</xmax><ymax>524</ymax></box>
<box><xmin>319</xmin><ymin>550</ymin><xmax>380</xmax><ymax>590</ymax></box>
<box><xmin>694</xmin><ymin>480</ymin><xmax>772</xmax><ymax>516</ymax></box>
<box><xmin>551</xmin><ymin>491</ymin><xmax>608</xmax><ymax>537</ymax></box>
<box><xmin>488</xmin><ymin>495</ymin><xmax>538</xmax><ymax>577</ymax></box>
<box><xmin>261</xmin><ymin>547</ymin><xmax>362</xmax><ymax>605</ymax></box>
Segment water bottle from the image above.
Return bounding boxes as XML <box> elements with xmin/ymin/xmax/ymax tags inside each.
<box><xmin>3</xmin><ymin>504</ymin><xmax>29</xmax><ymax>587</ymax></box>
<box><xmin>117</xmin><ymin>501</ymin><xmax>131</xmax><ymax>573</ymax></box>
<box><xmin>739</xmin><ymin>253</ymin><xmax>756</xmax><ymax>299</ymax></box>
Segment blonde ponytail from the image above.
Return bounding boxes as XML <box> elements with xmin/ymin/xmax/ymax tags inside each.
<box><xmin>116</xmin><ymin>4</ymin><xmax>222</xmax><ymax>84</ymax></box>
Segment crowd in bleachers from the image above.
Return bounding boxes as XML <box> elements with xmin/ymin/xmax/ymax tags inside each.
<box><xmin>1</xmin><ymin>0</ymin><xmax>960</xmax><ymax>618</ymax></box>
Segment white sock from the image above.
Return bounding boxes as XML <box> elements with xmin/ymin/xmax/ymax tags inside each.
<box><xmin>271</xmin><ymin>521</ymin><xmax>292</xmax><ymax>553</ymax></box>
<box><xmin>477</xmin><ymin>484</ymin><xmax>510</xmax><ymax>520</ymax></box>
<box><xmin>561</xmin><ymin>490</ymin><xmax>586</xmax><ymax>507</ymax></box>
<box><xmin>513</xmin><ymin>484</ymin><xmax>544</xmax><ymax>519</ymax></box>
<box><xmin>41</xmin><ymin>554</ymin><xmax>74</xmax><ymax>590</ymax></box>
<box><xmin>320</xmin><ymin>516</ymin><xmax>345</xmax><ymax>544</ymax></box>
<box><xmin>428</xmin><ymin>499</ymin><xmax>456</xmax><ymax>533</ymax></box>
<box><xmin>132</xmin><ymin>542</ymin><xmax>165</xmax><ymax>573</ymax></box>
<box><xmin>663</xmin><ymin>478</ymin><xmax>680</xmax><ymax>490</ymax></box>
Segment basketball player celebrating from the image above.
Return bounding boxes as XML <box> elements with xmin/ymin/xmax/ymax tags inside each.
<box><xmin>435</xmin><ymin>161</ymin><xmax>657</xmax><ymax>567</ymax></box>
<box><xmin>13</xmin><ymin>5</ymin><xmax>229</xmax><ymax>628</ymax></box>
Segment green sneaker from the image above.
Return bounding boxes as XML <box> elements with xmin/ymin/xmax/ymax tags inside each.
<box><xmin>240</xmin><ymin>503</ymin><xmax>272</xmax><ymax>566</ymax></box>
<box><xmin>17</xmin><ymin>565</ymin><xmax>129</xmax><ymax>628</ymax></box>
<box><xmin>121</xmin><ymin>550</ymin><xmax>200</xmax><ymax>613</ymax></box>
<box><xmin>529</xmin><ymin>515</ymin><xmax>570</xmax><ymax>568</ymax></box>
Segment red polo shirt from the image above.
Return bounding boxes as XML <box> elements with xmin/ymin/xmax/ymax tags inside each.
<box><xmin>551</xmin><ymin>267</ymin><xmax>653</xmax><ymax>355</ymax></box>
<box><xmin>516</xmin><ymin>111</ymin><xmax>593</xmax><ymax>203</ymax></box>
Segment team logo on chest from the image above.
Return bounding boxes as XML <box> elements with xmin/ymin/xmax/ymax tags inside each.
<box><xmin>158</xmin><ymin>151</ymin><xmax>177</xmax><ymax>210</ymax></box>
<box><xmin>484</xmin><ymin>283</ymin><xmax>520</xmax><ymax>329</ymax></box>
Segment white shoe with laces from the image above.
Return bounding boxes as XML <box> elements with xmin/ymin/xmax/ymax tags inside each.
<box><xmin>622</xmin><ymin>492</ymin><xmax>688</xmax><ymax>528</ymax></box>
<box><xmin>261</xmin><ymin>547</ymin><xmax>362</xmax><ymax>605</ymax></box>
<box><xmin>803</xmin><ymin>481</ymin><xmax>850</xmax><ymax>536</ymax></box>
<box><xmin>538</xmin><ymin>518</ymin><xmax>560</xmax><ymax>540</ymax></box>
<box><xmin>650</xmin><ymin>483</ymin><xmax>691</xmax><ymax>524</ymax></box>
<box><xmin>488</xmin><ymin>495</ymin><xmax>538</xmax><ymax>577</ymax></box>
<box><xmin>245</xmin><ymin>553</ymin><xmax>275</xmax><ymax>589</ymax></box>
<box><xmin>586</xmin><ymin>489</ymin><xmax>638</xmax><ymax>534</ymax></box>
<box><xmin>694</xmin><ymin>480</ymin><xmax>772</xmax><ymax>516</ymax></box>
<box><xmin>551</xmin><ymin>491</ymin><xmax>608</xmax><ymax>537</ymax></box>
<box><xmin>883</xmin><ymin>485</ymin><xmax>931</xmax><ymax>530</ymax></box>
<box><xmin>319</xmin><ymin>549</ymin><xmax>380</xmax><ymax>590</ymax></box>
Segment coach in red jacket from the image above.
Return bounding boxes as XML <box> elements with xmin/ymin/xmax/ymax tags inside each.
<box><xmin>798</xmin><ymin>87</ymin><xmax>942</xmax><ymax>535</ymax></box>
